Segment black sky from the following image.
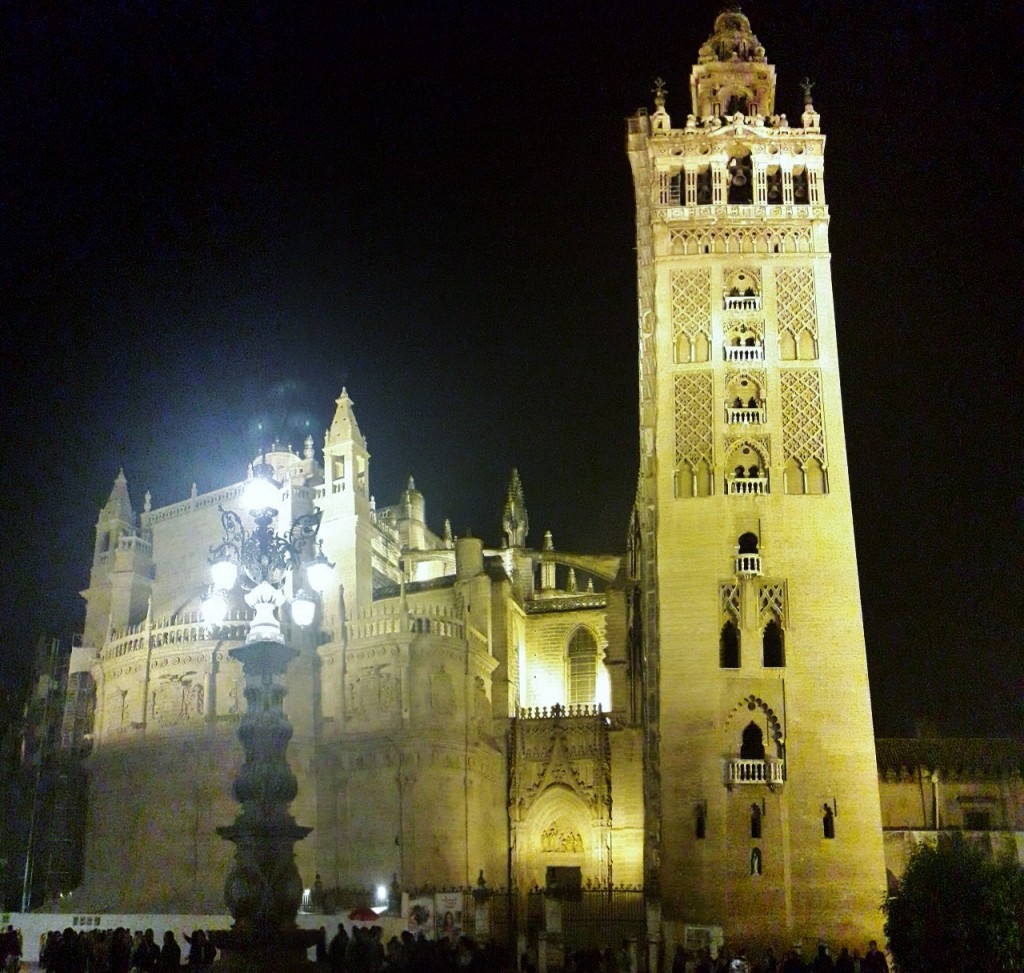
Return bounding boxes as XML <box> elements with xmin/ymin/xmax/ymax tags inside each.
<box><xmin>2</xmin><ymin>1</ymin><xmax>1020</xmax><ymax>736</ymax></box>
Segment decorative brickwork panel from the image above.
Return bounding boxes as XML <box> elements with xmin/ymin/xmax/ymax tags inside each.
<box><xmin>780</xmin><ymin>369</ymin><xmax>826</xmax><ymax>466</ymax></box>
<box><xmin>721</xmin><ymin>583</ymin><xmax>741</xmax><ymax>624</ymax></box>
<box><xmin>776</xmin><ymin>267</ymin><xmax>818</xmax><ymax>352</ymax></box>
<box><xmin>674</xmin><ymin>372</ymin><xmax>714</xmax><ymax>468</ymax></box>
<box><xmin>757</xmin><ymin>582</ymin><xmax>787</xmax><ymax>627</ymax></box>
<box><xmin>671</xmin><ymin>268</ymin><xmax>711</xmax><ymax>345</ymax></box>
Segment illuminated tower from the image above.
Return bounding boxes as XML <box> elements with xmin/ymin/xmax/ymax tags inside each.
<box><xmin>626</xmin><ymin>12</ymin><xmax>886</xmax><ymax>947</ymax></box>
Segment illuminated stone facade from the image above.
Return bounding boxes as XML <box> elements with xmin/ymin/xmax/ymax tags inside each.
<box><xmin>67</xmin><ymin>414</ymin><xmax>644</xmax><ymax>913</ymax></box>
<box><xmin>57</xmin><ymin>8</ymin><xmax>972</xmax><ymax>953</ymax></box>
<box><xmin>625</xmin><ymin>10</ymin><xmax>887</xmax><ymax>948</ymax></box>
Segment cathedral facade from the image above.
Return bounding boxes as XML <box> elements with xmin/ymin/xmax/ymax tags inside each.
<box><xmin>61</xmin><ymin>11</ymin><xmax>891</xmax><ymax>953</ymax></box>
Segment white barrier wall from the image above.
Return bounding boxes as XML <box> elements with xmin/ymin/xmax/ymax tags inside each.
<box><xmin>0</xmin><ymin>910</ymin><xmax>405</xmax><ymax>963</ymax></box>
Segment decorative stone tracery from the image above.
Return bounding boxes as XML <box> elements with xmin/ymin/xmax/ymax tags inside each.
<box><xmin>671</xmin><ymin>268</ymin><xmax>712</xmax><ymax>362</ymax></box>
<box><xmin>669</xmin><ymin>225</ymin><xmax>814</xmax><ymax>256</ymax></box>
<box><xmin>780</xmin><ymin>369</ymin><xmax>827</xmax><ymax>493</ymax></box>
<box><xmin>776</xmin><ymin>266</ymin><xmax>818</xmax><ymax>359</ymax></box>
<box><xmin>674</xmin><ymin>372</ymin><xmax>714</xmax><ymax>497</ymax></box>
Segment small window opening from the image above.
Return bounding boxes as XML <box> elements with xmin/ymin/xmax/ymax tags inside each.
<box><xmin>750</xmin><ymin>803</ymin><xmax>762</xmax><ymax>839</ymax></box>
<box><xmin>763</xmin><ymin>619</ymin><xmax>785</xmax><ymax>667</ymax></box>
<box><xmin>740</xmin><ymin>722</ymin><xmax>765</xmax><ymax>760</ymax></box>
<box><xmin>766</xmin><ymin>168</ymin><xmax>782</xmax><ymax>203</ymax></box>
<box><xmin>822</xmin><ymin>804</ymin><xmax>835</xmax><ymax>839</ymax></box>
<box><xmin>726</xmin><ymin>93</ymin><xmax>749</xmax><ymax>115</ymax></box>
<box><xmin>695</xmin><ymin>804</ymin><xmax>706</xmax><ymax>840</ymax></box>
<box><xmin>728</xmin><ymin>156</ymin><xmax>753</xmax><ymax>204</ymax></box>
<box><xmin>720</xmin><ymin>621</ymin><xmax>740</xmax><ymax>669</ymax></box>
<box><xmin>738</xmin><ymin>532</ymin><xmax>759</xmax><ymax>554</ymax></box>
<box><xmin>793</xmin><ymin>168</ymin><xmax>809</xmax><ymax>203</ymax></box>
<box><xmin>696</xmin><ymin>168</ymin><xmax>712</xmax><ymax>204</ymax></box>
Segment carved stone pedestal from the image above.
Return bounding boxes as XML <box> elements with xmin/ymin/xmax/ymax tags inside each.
<box><xmin>215</xmin><ymin>637</ymin><xmax>316</xmax><ymax>971</ymax></box>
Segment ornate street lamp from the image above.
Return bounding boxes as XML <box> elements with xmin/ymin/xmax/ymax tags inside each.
<box><xmin>203</xmin><ymin>461</ymin><xmax>333</xmax><ymax>973</ymax></box>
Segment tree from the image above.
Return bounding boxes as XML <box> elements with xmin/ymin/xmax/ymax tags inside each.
<box><xmin>883</xmin><ymin>831</ymin><xmax>1024</xmax><ymax>972</ymax></box>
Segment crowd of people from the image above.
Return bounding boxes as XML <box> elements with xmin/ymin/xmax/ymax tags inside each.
<box><xmin>318</xmin><ymin>923</ymin><xmax>507</xmax><ymax>972</ymax></box>
<box><xmin>1</xmin><ymin>922</ymin><xmax>895</xmax><ymax>973</ymax></box>
<box><xmin>668</xmin><ymin>940</ymin><xmax>890</xmax><ymax>973</ymax></box>
<box><xmin>31</xmin><ymin>926</ymin><xmax>215</xmax><ymax>973</ymax></box>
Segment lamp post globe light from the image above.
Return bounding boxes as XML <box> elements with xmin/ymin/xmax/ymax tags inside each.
<box><xmin>202</xmin><ymin>461</ymin><xmax>334</xmax><ymax>973</ymax></box>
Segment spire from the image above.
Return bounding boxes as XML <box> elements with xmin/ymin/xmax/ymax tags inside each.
<box><xmin>502</xmin><ymin>469</ymin><xmax>529</xmax><ymax>549</ymax></box>
<box><xmin>325</xmin><ymin>386</ymin><xmax>366</xmax><ymax>448</ymax></box>
<box><xmin>690</xmin><ymin>11</ymin><xmax>776</xmax><ymax>118</ymax></box>
<box><xmin>102</xmin><ymin>468</ymin><xmax>134</xmax><ymax>523</ymax></box>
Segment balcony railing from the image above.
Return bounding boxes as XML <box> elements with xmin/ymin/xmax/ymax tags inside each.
<box><xmin>727</xmin><ymin>758</ymin><xmax>785</xmax><ymax>786</ymax></box>
<box><xmin>734</xmin><ymin>553</ymin><xmax>762</xmax><ymax>576</ymax></box>
<box><xmin>724</xmin><ymin>295</ymin><xmax>761</xmax><ymax>312</ymax></box>
<box><xmin>726</xmin><ymin>477</ymin><xmax>768</xmax><ymax>496</ymax></box>
<box><xmin>726</xmin><ymin>406</ymin><xmax>765</xmax><ymax>425</ymax></box>
<box><xmin>724</xmin><ymin>345</ymin><xmax>764</xmax><ymax>363</ymax></box>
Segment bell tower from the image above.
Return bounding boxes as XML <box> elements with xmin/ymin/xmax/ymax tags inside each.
<box><xmin>627</xmin><ymin>11</ymin><xmax>885</xmax><ymax>947</ymax></box>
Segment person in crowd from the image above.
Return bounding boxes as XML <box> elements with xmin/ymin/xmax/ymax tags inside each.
<box><xmin>110</xmin><ymin>927</ymin><xmax>133</xmax><ymax>973</ymax></box>
<box><xmin>833</xmin><ymin>946</ymin><xmax>854</xmax><ymax>973</ymax></box>
<box><xmin>327</xmin><ymin>922</ymin><xmax>349</xmax><ymax>972</ymax></box>
<box><xmin>131</xmin><ymin>927</ymin><xmax>161</xmax><ymax>972</ymax></box>
<box><xmin>861</xmin><ymin>941</ymin><xmax>888</xmax><ymax>973</ymax></box>
<box><xmin>159</xmin><ymin>929</ymin><xmax>182</xmax><ymax>970</ymax></box>
<box><xmin>184</xmin><ymin>927</ymin><xmax>215</xmax><ymax>969</ymax></box>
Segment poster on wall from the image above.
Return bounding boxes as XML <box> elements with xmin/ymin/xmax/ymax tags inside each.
<box><xmin>434</xmin><ymin>891</ymin><xmax>462</xmax><ymax>942</ymax></box>
<box><xmin>407</xmin><ymin>896</ymin><xmax>434</xmax><ymax>939</ymax></box>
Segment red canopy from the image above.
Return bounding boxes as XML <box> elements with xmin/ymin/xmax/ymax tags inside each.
<box><xmin>348</xmin><ymin>905</ymin><xmax>380</xmax><ymax>922</ymax></box>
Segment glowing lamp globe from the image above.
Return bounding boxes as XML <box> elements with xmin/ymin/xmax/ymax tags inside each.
<box><xmin>306</xmin><ymin>555</ymin><xmax>333</xmax><ymax>594</ymax></box>
<box><xmin>211</xmin><ymin>558</ymin><xmax>238</xmax><ymax>591</ymax></box>
<box><xmin>291</xmin><ymin>591</ymin><xmax>316</xmax><ymax>627</ymax></box>
<box><xmin>244</xmin><ymin>469</ymin><xmax>279</xmax><ymax>512</ymax></box>
<box><xmin>202</xmin><ymin>590</ymin><xmax>228</xmax><ymax>627</ymax></box>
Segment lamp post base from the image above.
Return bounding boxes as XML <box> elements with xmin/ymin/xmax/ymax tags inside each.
<box><xmin>210</xmin><ymin>928</ymin><xmax>321</xmax><ymax>972</ymax></box>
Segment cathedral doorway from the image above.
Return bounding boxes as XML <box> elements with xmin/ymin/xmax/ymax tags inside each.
<box><xmin>516</xmin><ymin>785</ymin><xmax>599</xmax><ymax>891</ymax></box>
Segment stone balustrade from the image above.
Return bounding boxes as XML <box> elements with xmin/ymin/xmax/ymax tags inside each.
<box><xmin>726</xmin><ymin>758</ymin><xmax>785</xmax><ymax>785</ymax></box>
<box><xmin>144</xmin><ymin>484</ymin><xmax>245</xmax><ymax>525</ymax></box>
<box><xmin>726</xmin><ymin>477</ymin><xmax>768</xmax><ymax>496</ymax></box>
<box><xmin>104</xmin><ymin>610</ymin><xmax>250</xmax><ymax>658</ymax></box>
<box><xmin>724</xmin><ymin>345</ymin><xmax>765</xmax><ymax>363</ymax></box>
<box><xmin>347</xmin><ymin>604</ymin><xmax>465</xmax><ymax>642</ymax></box>
<box><xmin>734</xmin><ymin>553</ymin><xmax>762</xmax><ymax>576</ymax></box>
<box><xmin>726</xmin><ymin>406</ymin><xmax>765</xmax><ymax>424</ymax></box>
<box><xmin>724</xmin><ymin>295</ymin><xmax>761</xmax><ymax>312</ymax></box>
<box><xmin>517</xmin><ymin>703</ymin><xmax>604</xmax><ymax>720</ymax></box>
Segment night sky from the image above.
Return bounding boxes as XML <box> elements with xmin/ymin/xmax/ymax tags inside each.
<box><xmin>3</xmin><ymin>1</ymin><xmax>1020</xmax><ymax>736</ymax></box>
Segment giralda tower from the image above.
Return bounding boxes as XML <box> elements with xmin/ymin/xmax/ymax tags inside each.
<box><xmin>626</xmin><ymin>12</ymin><xmax>886</xmax><ymax>945</ymax></box>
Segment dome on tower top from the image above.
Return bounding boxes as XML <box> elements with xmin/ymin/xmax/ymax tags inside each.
<box><xmin>699</xmin><ymin>9</ymin><xmax>766</xmax><ymax>64</ymax></box>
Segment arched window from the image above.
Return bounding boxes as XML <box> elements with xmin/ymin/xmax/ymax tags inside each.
<box><xmin>793</xmin><ymin>168</ymin><xmax>809</xmax><ymax>203</ymax></box>
<box><xmin>567</xmin><ymin>629</ymin><xmax>598</xmax><ymax>705</ymax></box>
<box><xmin>728</xmin><ymin>155</ymin><xmax>753</xmax><ymax>204</ymax></box>
<box><xmin>720</xmin><ymin>621</ymin><xmax>740</xmax><ymax>669</ymax></box>
<box><xmin>763</xmin><ymin>619</ymin><xmax>785</xmax><ymax>667</ymax></box>
<box><xmin>696</xmin><ymin>168</ymin><xmax>712</xmax><ymax>204</ymax></box>
<box><xmin>740</xmin><ymin>721</ymin><xmax>765</xmax><ymax>760</ymax></box>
